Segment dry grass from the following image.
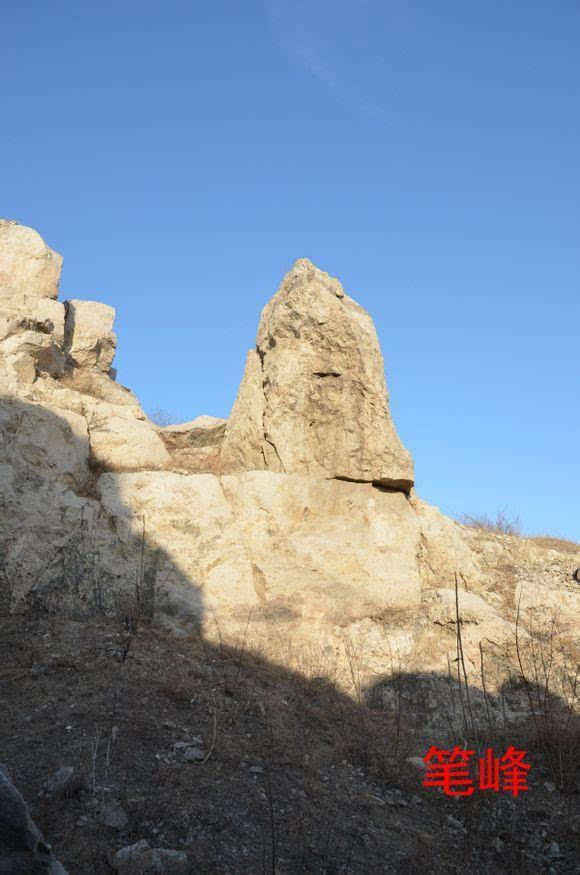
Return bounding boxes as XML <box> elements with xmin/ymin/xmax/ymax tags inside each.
<box><xmin>2</xmin><ymin>599</ymin><xmax>579</xmax><ymax>874</ymax></box>
<box><xmin>527</xmin><ymin>535</ymin><xmax>580</xmax><ymax>555</ymax></box>
<box><xmin>458</xmin><ymin>511</ymin><xmax>579</xmax><ymax>557</ymax></box>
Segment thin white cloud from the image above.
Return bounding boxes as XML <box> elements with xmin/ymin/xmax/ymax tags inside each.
<box><xmin>264</xmin><ymin>0</ymin><xmax>389</xmax><ymax>121</ymax></box>
<box><xmin>265</xmin><ymin>0</ymin><xmax>338</xmax><ymax>89</ymax></box>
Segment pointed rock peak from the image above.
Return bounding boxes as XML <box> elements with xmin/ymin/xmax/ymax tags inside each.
<box><xmin>282</xmin><ymin>258</ymin><xmax>345</xmax><ymax>299</ymax></box>
<box><xmin>221</xmin><ymin>261</ymin><xmax>414</xmax><ymax>490</ymax></box>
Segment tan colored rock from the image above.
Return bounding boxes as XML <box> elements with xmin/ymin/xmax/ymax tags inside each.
<box><xmin>160</xmin><ymin>416</ymin><xmax>227</xmax><ymax>474</ymax></box>
<box><xmin>221</xmin><ymin>259</ymin><xmax>413</xmax><ymax>488</ymax></box>
<box><xmin>220</xmin><ymin>350</ymin><xmax>267</xmax><ymax>473</ymax></box>
<box><xmin>1</xmin><ymin>224</ymin><xmax>577</xmax><ymax>699</ymax></box>
<box><xmin>0</xmin><ymin>220</ymin><xmax>62</xmax><ymax>301</ymax></box>
<box><xmin>0</xmin><ymin>398</ymin><xmax>98</xmax><ymax>612</ymax></box>
<box><xmin>64</xmin><ymin>299</ymin><xmax>117</xmax><ymax>373</ymax></box>
<box><xmin>43</xmin><ymin>367</ymin><xmax>143</xmax><ymax>409</ymax></box>
<box><xmin>411</xmin><ymin>495</ymin><xmax>485</xmax><ymax>591</ymax></box>
<box><xmin>219</xmin><ymin>472</ymin><xmax>421</xmax><ymax>623</ymax></box>
<box><xmin>82</xmin><ymin>400</ymin><xmax>171</xmax><ymax>472</ymax></box>
<box><xmin>2</xmin><ymin>328</ymin><xmax>65</xmax><ymax>379</ymax></box>
<box><xmin>0</xmin><ymin>297</ymin><xmax>66</xmax><ymax>345</ymax></box>
<box><xmin>96</xmin><ymin>471</ymin><xmax>421</xmax><ymax>630</ymax></box>
<box><xmin>515</xmin><ymin>579</ymin><xmax>580</xmax><ymax>639</ymax></box>
<box><xmin>164</xmin><ymin>445</ymin><xmax>223</xmax><ymax>475</ymax></box>
<box><xmin>4</xmin><ymin>351</ymin><xmax>37</xmax><ymax>384</ymax></box>
<box><xmin>159</xmin><ymin>415</ymin><xmax>226</xmax><ymax>449</ymax></box>
<box><xmin>424</xmin><ymin>587</ymin><xmax>506</xmax><ymax>627</ymax></box>
<box><xmin>0</xmin><ymin>297</ymin><xmax>67</xmax><ymax>382</ymax></box>
<box><xmin>0</xmin><ymin>397</ymin><xmax>89</xmax><ymax>481</ymax></box>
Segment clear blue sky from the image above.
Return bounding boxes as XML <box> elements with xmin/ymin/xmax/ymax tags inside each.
<box><xmin>2</xmin><ymin>1</ymin><xmax>579</xmax><ymax>539</ymax></box>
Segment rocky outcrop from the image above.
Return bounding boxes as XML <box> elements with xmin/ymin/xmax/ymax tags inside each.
<box><xmin>159</xmin><ymin>415</ymin><xmax>226</xmax><ymax>474</ymax></box>
<box><xmin>63</xmin><ymin>299</ymin><xmax>117</xmax><ymax>374</ymax></box>
<box><xmin>221</xmin><ymin>258</ymin><xmax>414</xmax><ymax>489</ymax></box>
<box><xmin>0</xmin><ymin>220</ymin><xmax>67</xmax><ymax>385</ymax></box>
<box><xmin>95</xmin><ymin>470</ymin><xmax>421</xmax><ymax>631</ymax></box>
<box><xmin>0</xmin><ymin>220</ymin><xmax>62</xmax><ymax>301</ymax></box>
<box><xmin>0</xmin><ymin>221</ymin><xmax>169</xmax><ymax>474</ymax></box>
<box><xmin>1</xmin><ymin>222</ymin><xmax>578</xmax><ymax>692</ymax></box>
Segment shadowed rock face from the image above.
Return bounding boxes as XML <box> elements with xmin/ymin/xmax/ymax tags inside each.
<box><xmin>0</xmin><ymin>766</ymin><xmax>67</xmax><ymax>874</ymax></box>
<box><xmin>221</xmin><ymin>258</ymin><xmax>414</xmax><ymax>489</ymax></box>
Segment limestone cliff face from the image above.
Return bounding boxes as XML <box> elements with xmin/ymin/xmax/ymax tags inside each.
<box><xmin>0</xmin><ymin>222</ymin><xmax>578</xmax><ymax>690</ymax></box>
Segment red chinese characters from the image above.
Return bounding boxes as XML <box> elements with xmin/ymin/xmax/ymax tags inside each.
<box><xmin>423</xmin><ymin>746</ymin><xmax>530</xmax><ymax>797</ymax></box>
<box><xmin>423</xmin><ymin>745</ymin><xmax>475</xmax><ymax>797</ymax></box>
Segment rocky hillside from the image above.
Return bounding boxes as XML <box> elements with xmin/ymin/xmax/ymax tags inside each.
<box><xmin>1</xmin><ymin>221</ymin><xmax>578</xmax><ymax>872</ymax></box>
<box><xmin>1</xmin><ymin>220</ymin><xmax>577</xmax><ymax>680</ymax></box>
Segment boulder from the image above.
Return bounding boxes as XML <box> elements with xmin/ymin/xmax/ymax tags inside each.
<box><xmin>64</xmin><ymin>300</ymin><xmax>117</xmax><ymax>373</ymax></box>
<box><xmin>111</xmin><ymin>840</ymin><xmax>188</xmax><ymax>874</ymax></box>
<box><xmin>40</xmin><ymin>767</ymin><xmax>78</xmax><ymax>799</ymax></box>
<box><xmin>221</xmin><ymin>258</ymin><xmax>414</xmax><ymax>489</ymax></box>
<box><xmin>83</xmin><ymin>401</ymin><xmax>171</xmax><ymax>471</ymax></box>
<box><xmin>159</xmin><ymin>416</ymin><xmax>227</xmax><ymax>474</ymax></box>
<box><xmin>0</xmin><ymin>220</ymin><xmax>62</xmax><ymax>302</ymax></box>
<box><xmin>111</xmin><ymin>840</ymin><xmax>161</xmax><ymax>873</ymax></box>
<box><xmin>0</xmin><ymin>765</ymin><xmax>68</xmax><ymax>873</ymax></box>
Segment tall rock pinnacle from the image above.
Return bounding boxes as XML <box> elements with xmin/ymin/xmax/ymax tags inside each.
<box><xmin>220</xmin><ymin>258</ymin><xmax>414</xmax><ymax>490</ymax></box>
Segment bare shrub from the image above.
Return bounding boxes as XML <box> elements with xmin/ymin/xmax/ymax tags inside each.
<box><xmin>514</xmin><ymin>601</ymin><xmax>580</xmax><ymax>794</ymax></box>
<box><xmin>459</xmin><ymin>508</ymin><xmax>522</xmax><ymax>536</ymax></box>
<box><xmin>148</xmin><ymin>407</ymin><xmax>176</xmax><ymax>427</ymax></box>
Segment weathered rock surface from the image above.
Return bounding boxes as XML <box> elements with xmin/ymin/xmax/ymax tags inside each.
<box><xmin>84</xmin><ymin>401</ymin><xmax>170</xmax><ymax>472</ymax></box>
<box><xmin>0</xmin><ymin>222</ymin><xmax>170</xmax><ymax>476</ymax></box>
<box><xmin>159</xmin><ymin>415</ymin><xmax>226</xmax><ymax>473</ymax></box>
<box><xmin>1</xmin><ymin>222</ymin><xmax>578</xmax><ymax>692</ymax></box>
<box><xmin>0</xmin><ymin>220</ymin><xmax>62</xmax><ymax>301</ymax></box>
<box><xmin>221</xmin><ymin>259</ymin><xmax>414</xmax><ymax>488</ymax></box>
<box><xmin>0</xmin><ymin>765</ymin><xmax>68</xmax><ymax>873</ymax></box>
<box><xmin>64</xmin><ymin>299</ymin><xmax>117</xmax><ymax>373</ymax></box>
<box><xmin>96</xmin><ymin>471</ymin><xmax>421</xmax><ymax>630</ymax></box>
<box><xmin>159</xmin><ymin>416</ymin><xmax>227</xmax><ymax>449</ymax></box>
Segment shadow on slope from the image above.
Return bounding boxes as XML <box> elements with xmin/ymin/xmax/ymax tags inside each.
<box><xmin>0</xmin><ymin>398</ymin><xmax>578</xmax><ymax>873</ymax></box>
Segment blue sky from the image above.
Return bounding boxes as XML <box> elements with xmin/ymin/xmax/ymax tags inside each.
<box><xmin>2</xmin><ymin>1</ymin><xmax>579</xmax><ymax>538</ymax></box>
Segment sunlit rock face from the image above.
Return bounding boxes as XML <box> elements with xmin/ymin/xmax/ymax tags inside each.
<box><xmin>1</xmin><ymin>222</ymin><xmax>578</xmax><ymax>693</ymax></box>
<box><xmin>221</xmin><ymin>258</ymin><xmax>414</xmax><ymax>490</ymax></box>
